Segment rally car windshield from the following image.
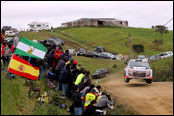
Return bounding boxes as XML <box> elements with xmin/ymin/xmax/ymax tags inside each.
<box><xmin>129</xmin><ymin>61</ymin><xmax>149</xmax><ymax>68</ymax></box>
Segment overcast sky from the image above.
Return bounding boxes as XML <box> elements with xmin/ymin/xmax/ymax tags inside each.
<box><xmin>1</xmin><ymin>1</ymin><xmax>173</xmax><ymax>30</ymax></box>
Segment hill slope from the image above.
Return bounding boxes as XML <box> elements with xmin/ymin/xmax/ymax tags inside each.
<box><xmin>20</xmin><ymin>27</ymin><xmax>173</xmax><ymax>57</ymax></box>
<box><xmin>53</xmin><ymin>27</ymin><xmax>173</xmax><ymax>56</ymax></box>
<box><xmin>2</xmin><ymin>26</ymin><xmax>173</xmax><ymax>115</ymax></box>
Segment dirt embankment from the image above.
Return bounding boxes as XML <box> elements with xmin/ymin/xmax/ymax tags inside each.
<box><xmin>100</xmin><ymin>72</ymin><xmax>173</xmax><ymax>115</ymax></box>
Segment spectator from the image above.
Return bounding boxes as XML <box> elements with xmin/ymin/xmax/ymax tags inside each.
<box><xmin>43</xmin><ymin>40</ymin><xmax>47</xmax><ymax>47</ymax></box>
<box><xmin>52</xmin><ymin>49</ymin><xmax>63</xmax><ymax>71</ymax></box>
<box><xmin>51</xmin><ymin>26</ymin><xmax>53</xmax><ymax>32</ymax></box>
<box><xmin>72</xmin><ymin>85</ymin><xmax>83</xmax><ymax>115</ymax></box>
<box><xmin>74</xmin><ymin>68</ymin><xmax>86</xmax><ymax>86</ymax></box>
<box><xmin>62</xmin><ymin>50</ymin><xmax>72</xmax><ymax>60</ymax></box>
<box><xmin>95</xmin><ymin>92</ymin><xmax>114</xmax><ymax>115</ymax></box>
<box><xmin>1</xmin><ymin>41</ymin><xmax>12</xmax><ymax>66</ymax></box>
<box><xmin>94</xmin><ymin>85</ymin><xmax>102</xmax><ymax>97</ymax></box>
<box><xmin>46</xmin><ymin>67</ymin><xmax>56</xmax><ymax>81</ymax></box>
<box><xmin>67</xmin><ymin>59</ymin><xmax>75</xmax><ymax>98</ymax></box>
<box><xmin>80</xmin><ymin>84</ymin><xmax>95</xmax><ymax>113</ymax></box>
<box><xmin>45</xmin><ymin>43</ymin><xmax>56</xmax><ymax>57</ymax></box>
<box><xmin>70</xmin><ymin>60</ymin><xmax>79</xmax><ymax>81</ymax></box>
<box><xmin>13</xmin><ymin>33</ymin><xmax>19</xmax><ymax>48</ymax></box>
<box><xmin>56</xmin><ymin>56</ymin><xmax>69</xmax><ymax>91</ymax></box>
<box><xmin>1</xmin><ymin>32</ymin><xmax>4</xmax><ymax>43</ymax></box>
<box><xmin>79</xmin><ymin>71</ymin><xmax>91</xmax><ymax>91</ymax></box>
<box><xmin>80</xmin><ymin>84</ymin><xmax>95</xmax><ymax>98</ymax></box>
<box><xmin>59</xmin><ymin>64</ymin><xmax>71</xmax><ymax>96</ymax></box>
<box><xmin>8</xmin><ymin>43</ymin><xmax>15</xmax><ymax>53</ymax></box>
<box><xmin>84</xmin><ymin>88</ymin><xmax>97</xmax><ymax>109</ymax></box>
<box><xmin>82</xmin><ymin>100</ymin><xmax>107</xmax><ymax>116</ymax></box>
<box><xmin>38</xmin><ymin>59</ymin><xmax>45</xmax><ymax>80</ymax></box>
<box><xmin>46</xmin><ymin>48</ymin><xmax>55</xmax><ymax>69</ymax></box>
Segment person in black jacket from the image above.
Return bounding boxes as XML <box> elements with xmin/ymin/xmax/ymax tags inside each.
<box><xmin>59</xmin><ymin>64</ymin><xmax>71</xmax><ymax>96</ymax></box>
<box><xmin>79</xmin><ymin>71</ymin><xmax>91</xmax><ymax>91</ymax></box>
<box><xmin>55</xmin><ymin>56</ymin><xmax>69</xmax><ymax>91</ymax></box>
<box><xmin>72</xmin><ymin>85</ymin><xmax>83</xmax><ymax>115</ymax></box>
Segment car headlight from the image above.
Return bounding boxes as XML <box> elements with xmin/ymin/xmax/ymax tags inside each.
<box><xmin>128</xmin><ymin>69</ymin><xmax>133</xmax><ymax>76</ymax></box>
<box><xmin>146</xmin><ymin>70</ymin><xmax>150</xmax><ymax>77</ymax></box>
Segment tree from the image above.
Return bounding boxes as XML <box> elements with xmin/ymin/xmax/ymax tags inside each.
<box><xmin>153</xmin><ymin>39</ymin><xmax>163</xmax><ymax>50</ymax></box>
<box><xmin>132</xmin><ymin>44</ymin><xmax>144</xmax><ymax>54</ymax></box>
<box><xmin>154</xmin><ymin>25</ymin><xmax>169</xmax><ymax>43</ymax></box>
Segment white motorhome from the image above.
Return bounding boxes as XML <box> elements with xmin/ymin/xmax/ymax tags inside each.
<box><xmin>27</xmin><ymin>21</ymin><xmax>49</xmax><ymax>32</ymax></box>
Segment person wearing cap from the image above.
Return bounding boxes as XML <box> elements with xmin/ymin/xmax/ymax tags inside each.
<box><xmin>53</xmin><ymin>49</ymin><xmax>63</xmax><ymax>70</ymax></box>
<box><xmin>73</xmin><ymin>61</ymin><xmax>78</xmax><ymax>65</ymax></box>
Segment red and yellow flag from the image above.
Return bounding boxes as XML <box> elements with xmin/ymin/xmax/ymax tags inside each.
<box><xmin>8</xmin><ymin>54</ymin><xmax>39</xmax><ymax>80</ymax></box>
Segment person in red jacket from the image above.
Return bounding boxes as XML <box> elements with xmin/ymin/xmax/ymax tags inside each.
<box><xmin>1</xmin><ymin>42</ymin><xmax>7</xmax><ymax>56</ymax></box>
<box><xmin>52</xmin><ymin>49</ymin><xmax>63</xmax><ymax>71</ymax></box>
<box><xmin>1</xmin><ymin>32</ymin><xmax>4</xmax><ymax>43</ymax></box>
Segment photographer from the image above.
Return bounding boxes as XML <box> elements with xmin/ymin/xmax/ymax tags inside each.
<box><xmin>95</xmin><ymin>92</ymin><xmax>114</xmax><ymax>115</ymax></box>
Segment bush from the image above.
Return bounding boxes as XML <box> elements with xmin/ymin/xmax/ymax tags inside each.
<box><xmin>152</xmin><ymin>61</ymin><xmax>173</xmax><ymax>82</ymax></box>
<box><xmin>132</xmin><ymin>44</ymin><xmax>144</xmax><ymax>54</ymax></box>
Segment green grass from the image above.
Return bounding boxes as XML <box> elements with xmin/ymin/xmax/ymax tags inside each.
<box><xmin>2</xmin><ymin>26</ymin><xmax>173</xmax><ymax>115</ymax></box>
<box><xmin>1</xmin><ymin>69</ymin><xmax>35</xmax><ymax>115</ymax></box>
<box><xmin>20</xmin><ymin>27</ymin><xmax>173</xmax><ymax>58</ymax></box>
<box><xmin>1</xmin><ymin>67</ymin><xmax>71</xmax><ymax>115</ymax></box>
<box><xmin>1</xmin><ymin>57</ymin><xmax>132</xmax><ymax>115</ymax></box>
<box><xmin>73</xmin><ymin>56</ymin><xmax>125</xmax><ymax>74</ymax></box>
<box><xmin>149</xmin><ymin>57</ymin><xmax>173</xmax><ymax>82</ymax></box>
<box><xmin>52</xmin><ymin>27</ymin><xmax>173</xmax><ymax>57</ymax></box>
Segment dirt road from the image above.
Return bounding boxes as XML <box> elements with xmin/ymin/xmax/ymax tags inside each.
<box><xmin>99</xmin><ymin>71</ymin><xmax>173</xmax><ymax>115</ymax></box>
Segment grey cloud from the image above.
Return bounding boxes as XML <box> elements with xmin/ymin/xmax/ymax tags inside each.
<box><xmin>1</xmin><ymin>1</ymin><xmax>173</xmax><ymax>30</ymax></box>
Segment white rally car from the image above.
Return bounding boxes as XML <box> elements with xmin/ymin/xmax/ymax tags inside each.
<box><xmin>124</xmin><ymin>59</ymin><xmax>153</xmax><ymax>84</ymax></box>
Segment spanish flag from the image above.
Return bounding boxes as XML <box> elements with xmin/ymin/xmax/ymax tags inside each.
<box><xmin>8</xmin><ymin>54</ymin><xmax>39</xmax><ymax>80</ymax></box>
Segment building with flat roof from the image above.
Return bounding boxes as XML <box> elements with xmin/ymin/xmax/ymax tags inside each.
<box><xmin>62</xmin><ymin>18</ymin><xmax>128</xmax><ymax>27</ymax></box>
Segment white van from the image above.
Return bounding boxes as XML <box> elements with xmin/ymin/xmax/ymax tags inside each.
<box><xmin>27</xmin><ymin>22</ymin><xmax>49</xmax><ymax>32</ymax></box>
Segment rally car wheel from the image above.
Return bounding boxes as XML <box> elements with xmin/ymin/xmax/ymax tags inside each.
<box><xmin>146</xmin><ymin>79</ymin><xmax>152</xmax><ymax>84</ymax></box>
<box><xmin>124</xmin><ymin>77</ymin><xmax>129</xmax><ymax>83</ymax></box>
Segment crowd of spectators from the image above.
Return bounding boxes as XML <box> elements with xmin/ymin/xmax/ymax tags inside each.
<box><xmin>1</xmin><ymin>32</ymin><xmax>114</xmax><ymax>115</ymax></box>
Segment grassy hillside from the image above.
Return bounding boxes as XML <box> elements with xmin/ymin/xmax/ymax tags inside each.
<box><xmin>73</xmin><ymin>56</ymin><xmax>125</xmax><ymax>74</ymax></box>
<box><xmin>52</xmin><ymin>27</ymin><xmax>173</xmax><ymax>56</ymax></box>
<box><xmin>2</xmin><ymin>26</ymin><xmax>173</xmax><ymax>115</ymax></box>
<box><xmin>1</xmin><ymin>67</ymin><xmax>71</xmax><ymax>115</ymax></box>
<box><xmin>1</xmin><ymin>57</ymin><xmax>135</xmax><ymax>115</ymax></box>
<box><xmin>20</xmin><ymin>27</ymin><xmax>173</xmax><ymax>58</ymax></box>
<box><xmin>150</xmin><ymin>57</ymin><xmax>173</xmax><ymax>82</ymax></box>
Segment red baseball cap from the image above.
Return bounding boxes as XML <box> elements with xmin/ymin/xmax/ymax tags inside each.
<box><xmin>73</xmin><ymin>61</ymin><xmax>78</xmax><ymax>65</ymax></box>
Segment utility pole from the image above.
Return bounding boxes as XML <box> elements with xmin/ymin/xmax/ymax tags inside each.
<box><xmin>129</xmin><ymin>33</ymin><xmax>133</xmax><ymax>59</ymax></box>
